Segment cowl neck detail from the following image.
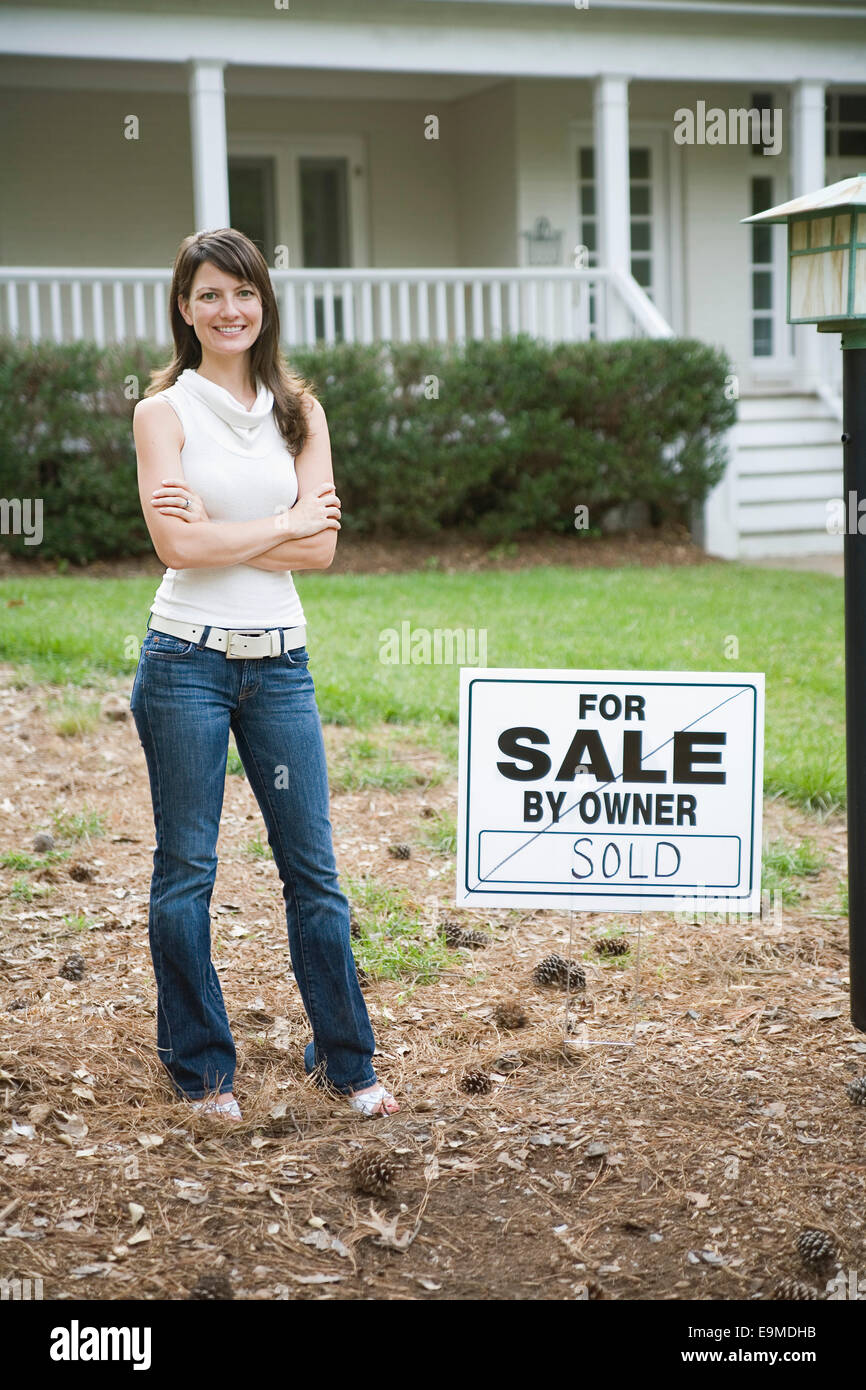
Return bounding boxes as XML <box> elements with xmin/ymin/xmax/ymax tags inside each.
<box><xmin>177</xmin><ymin>368</ymin><xmax>274</xmax><ymax>438</ymax></box>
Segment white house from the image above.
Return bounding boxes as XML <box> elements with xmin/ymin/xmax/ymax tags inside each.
<box><xmin>1</xmin><ymin>0</ymin><xmax>865</xmax><ymax>558</ymax></box>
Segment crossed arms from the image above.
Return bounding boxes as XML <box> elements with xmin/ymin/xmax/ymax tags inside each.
<box><xmin>132</xmin><ymin>393</ymin><xmax>341</xmax><ymax>573</ymax></box>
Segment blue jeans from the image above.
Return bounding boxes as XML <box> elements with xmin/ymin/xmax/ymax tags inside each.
<box><xmin>129</xmin><ymin>617</ymin><xmax>378</xmax><ymax>1100</ymax></box>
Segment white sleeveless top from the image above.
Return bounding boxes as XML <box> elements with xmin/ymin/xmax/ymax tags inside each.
<box><xmin>148</xmin><ymin>368</ymin><xmax>306</xmax><ymax>629</ymax></box>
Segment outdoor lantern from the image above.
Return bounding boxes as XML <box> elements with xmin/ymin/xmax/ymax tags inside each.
<box><xmin>743</xmin><ymin>174</ymin><xmax>866</xmax><ymax>1031</ymax></box>
<box><xmin>743</xmin><ymin>172</ymin><xmax>866</xmax><ymax>341</ymax></box>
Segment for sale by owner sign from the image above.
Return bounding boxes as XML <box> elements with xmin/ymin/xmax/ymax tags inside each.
<box><xmin>456</xmin><ymin>669</ymin><xmax>765</xmax><ymax>913</ymax></box>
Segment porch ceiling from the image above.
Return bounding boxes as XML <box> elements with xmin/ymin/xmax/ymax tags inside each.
<box><xmin>0</xmin><ymin>54</ymin><xmax>509</xmax><ymax>102</ymax></box>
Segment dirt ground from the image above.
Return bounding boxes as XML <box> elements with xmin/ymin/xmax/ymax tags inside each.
<box><xmin>1</xmin><ymin>533</ymin><xmax>862</xmax><ymax>1304</ymax></box>
<box><xmin>0</xmin><ymin>522</ymin><xmax>713</xmax><ymax>582</ymax></box>
<box><xmin>1</xmin><ymin>673</ymin><xmax>863</xmax><ymax>1304</ymax></box>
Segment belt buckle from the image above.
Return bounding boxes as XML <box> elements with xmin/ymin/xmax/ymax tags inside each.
<box><xmin>227</xmin><ymin>629</ymin><xmax>266</xmax><ymax>659</ymax></box>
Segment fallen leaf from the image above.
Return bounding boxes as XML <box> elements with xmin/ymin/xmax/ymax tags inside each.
<box><xmin>137</xmin><ymin>1134</ymin><xmax>163</xmax><ymax>1150</ymax></box>
<box><xmin>54</xmin><ymin>1113</ymin><xmax>88</xmax><ymax>1140</ymax></box>
<box><xmin>288</xmin><ymin>1273</ymin><xmax>343</xmax><ymax>1284</ymax></box>
<box><xmin>686</xmin><ymin>1192</ymin><xmax>711</xmax><ymax>1209</ymax></box>
<box><xmin>353</xmin><ymin>1205</ymin><xmax>421</xmax><ymax>1252</ymax></box>
<box><xmin>300</xmin><ymin>1230</ymin><xmax>350</xmax><ymax>1258</ymax></box>
<box><xmin>497</xmin><ymin>1152</ymin><xmax>524</xmax><ymax>1172</ymax></box>
<box><xmin>127</xmin><ymin>1226</ymin><xmax>151</xmax><ymax>1246</ymax></box>
<box><xmin>758</xmin><ymin>1101</ymin><xmax>786</xmax><ymax>1118</ymax></box>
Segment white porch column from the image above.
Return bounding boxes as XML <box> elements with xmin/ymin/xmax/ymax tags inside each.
<box><xmin>791</xmin><ymin>79</ymin><xmax>826</xmax><ymax>392</ymax></box>
<box><xmin>593</xmin><ymin>73</ymin><xmax>632</xmax><ymax>340</ymax></box>
<box><xmin>188</xmin><ymin>59</ymin><xmax>230</xmax><ymax>231</ymax></box>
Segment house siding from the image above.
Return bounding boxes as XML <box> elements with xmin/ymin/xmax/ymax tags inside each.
<box><xmin>452</xmin><ymin>80</ymin><xmax>518</xmax><ymax>266</ymax></box>
<box><xmin>0</xmin><ymin>87</ymin><xmax>194</xmax><ymax>265</ymax></box>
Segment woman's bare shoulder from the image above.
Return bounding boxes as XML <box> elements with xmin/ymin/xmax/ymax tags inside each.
<box><xmin>300</xmin><ymin>391</ymin><xmax>326</xmax><ymax>423</ymax></box>
<box><xmin>134</xmin><ymin>393</ymin><xmax>184</xmax><ymax>440</ymax></box>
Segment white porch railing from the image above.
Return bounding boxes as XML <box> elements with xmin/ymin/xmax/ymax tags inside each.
<box><xmin>0</xmin><ymin>265</ymin><xmax>673</xmax><ymax>348</ymax></box>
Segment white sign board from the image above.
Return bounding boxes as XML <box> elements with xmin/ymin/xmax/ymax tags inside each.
<box><xmin>456</xmin><ymin>669</ymin><xmax>764</xmax><ymax>913</ymax></box>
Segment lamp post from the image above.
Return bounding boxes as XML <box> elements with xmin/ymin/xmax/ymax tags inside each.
<box><xmin>743</xmin><ymin>174</ymin><xmax>866</xmax><ymax>1030</ymax></box>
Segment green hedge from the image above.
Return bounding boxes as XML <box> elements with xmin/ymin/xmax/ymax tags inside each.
<box><xmin>0</xmin><ymin>334</ymin><xmax>735</xmax><ymax>562</ymax></box>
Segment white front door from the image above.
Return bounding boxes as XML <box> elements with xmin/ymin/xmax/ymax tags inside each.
<box><xmin>228</xmin><ymin>133</ymin><xmax>369</xmax><ymax>341</ymax></box>
<box><xmin>570</xmin><ymin>123</ymin><xmax>678</xmax><ymax>334</ymax></box>
<box><xmin>746</xmin><ymin>167</ymin><xmax>797</xmax><ymax>386</ymax></box>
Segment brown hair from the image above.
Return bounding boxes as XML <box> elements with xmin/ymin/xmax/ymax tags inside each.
<box><xmin>145</xmin><ymin>227</ymin><xmax>316</xmax><ymax>456</ymax></box>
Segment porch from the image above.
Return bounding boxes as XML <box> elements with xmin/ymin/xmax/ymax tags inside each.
<box><xmin>2</xmin><ymin>1</ymin><xmax>865</xmax><ymax>558</ymax></box>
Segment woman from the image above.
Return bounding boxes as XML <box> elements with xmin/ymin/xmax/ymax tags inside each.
<box><xmin>130</xmin><ymin>226</ymin><xmax>398</xmax><ymax>1121</ymax></box>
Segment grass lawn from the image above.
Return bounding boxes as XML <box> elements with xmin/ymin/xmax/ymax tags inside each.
<box><xmin>0</xmin><ymin>562</ymin><xmax>844</xmax><ymax>811</ymax></box>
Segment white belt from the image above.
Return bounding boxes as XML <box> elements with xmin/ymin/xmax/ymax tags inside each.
<box><xmin>147</xmin><ymin>614</ymin><xmax>306</xmax><ymax>660</ymax></box>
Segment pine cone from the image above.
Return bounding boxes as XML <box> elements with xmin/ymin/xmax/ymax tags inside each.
<box><xmin>32</xmin><ymin>831</ymin><xmax>55</xmax><ymax>854</ymax></box>
<box><xmin>771</xmin><ymin>1277</ymin><xmax>819</xmax><ymax>1300</ymax></box>
<box><xmin>845</xmin><ymin>1076</ymin><xmax>866</xmax><ymax>1106</ymax></box>
<box><xmin>493</xmin><ymin>999</ymin><xmax>527</xmax><ymax>1030</ymax></box>
<box><xmin>58</xmin><ymin>954</ymin><xmax>86</xmax><ymax>982</ymax></box>
<box><xmin>796</xmin><ymin>1228</ymin><xmax>839</xmax><ymax>1268</ymax></box>
<box><xmin>388</xmin><ymin>843</ymin><xmax>411</xmax><ymax>860</ymax></box>
<box><xmin>68</xmin><ymin>862</ymin><xmax>96</xmax><ymax>882</ymax></box>
<box><xmin>442</xmin><ymin>921</ymin><xmax>489</xmax><ymax>949</ymax></box>
<box><xmin>348</xmin><ymin>1149</ymin><xmax>400</xmax><ymax>1196</ymax></box>
<box><xmin>532</xmin><ymin>953</ymin><xmax>586</xmax><ymax>991</ymax></box>
<box><xmin>593</xmin><ymin>936</ymin><xmax>630</xmax><ymax>957</ymax></box>
<box><xmin>186</xmin><ymin>1272</ymin><xmax>234</xmax><ymax>1300</ymax></box>
<box><xmin>355</xmin><ymin>961</ymin><xmax>370</xmax><ymax>989</ymax></box>
<box><xmin>460</xmin><ymin>928</ymin><xmax>491</xmax><ymax>949</ymax></box>
<box><xmin>419</xmin><ymin>805</ymin><xmax>436</xmax><ymax>818</ymax></box>
<box><xmin>460</xmin><ymin>1069</ymin><xmax>492</xmax><ymax>1096</ymax></box>
<box><xmin>349</xmin><ymin>909</ymin><xmax>362</xmax><ymax>939</ymax></box>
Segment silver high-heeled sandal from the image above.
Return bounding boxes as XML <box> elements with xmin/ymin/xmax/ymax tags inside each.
<box><xmin>189</xmin><ymin>1096</ymin><xmax>243</xmax><ymax>1120</ymax></box>
<box><xmin>347</xmin><ymin>1084</ymin><xmax>399</xmax><ymax>1117</ymax></box>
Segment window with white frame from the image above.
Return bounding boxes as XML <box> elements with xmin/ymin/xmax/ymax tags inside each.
<box><xmin>825</xmin><ymin>92</ymin><xmax>866</xmax><ymax>158</ymax></box>
<box><xmin>750</xmin><ymin>175</ymin><xmax>774</xmax><ymax>357</ymax></box>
